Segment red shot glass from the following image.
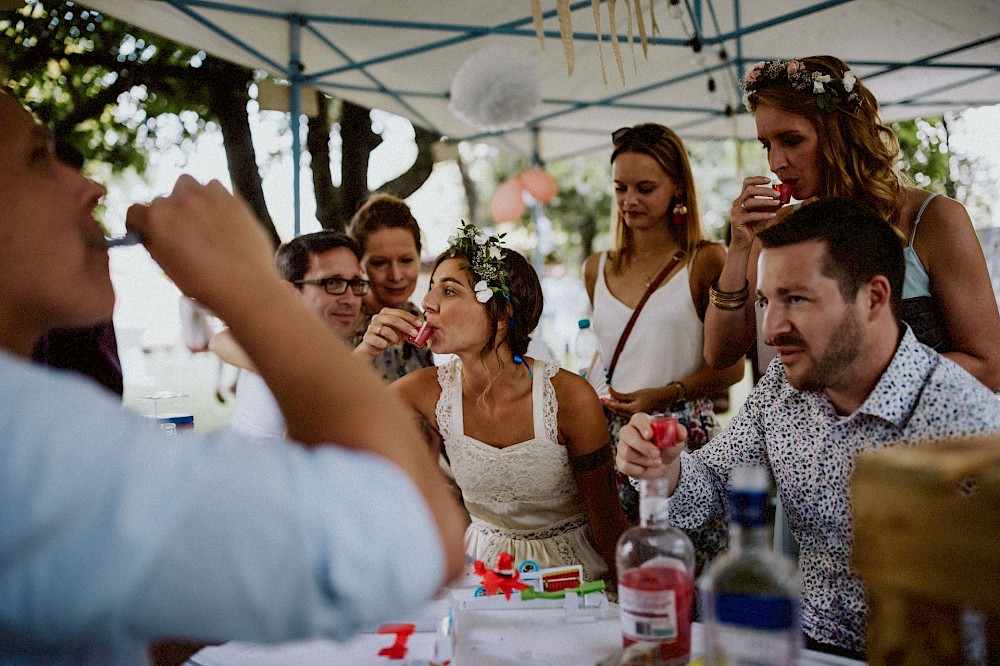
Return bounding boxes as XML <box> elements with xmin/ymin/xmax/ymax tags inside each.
<box><xmin>774</xmin><ymin>181</ymin><xmax>793</xmax><ymax>205</ymax></box>
<box><xmin>649</xmin><ymin>415</ymin><xmax>679</xmax><ymax>449</ymax></box>
<box><xmin>406</xmin><ymin>321</ymin><xmax>437</xmax><ymax>346</ymax></box>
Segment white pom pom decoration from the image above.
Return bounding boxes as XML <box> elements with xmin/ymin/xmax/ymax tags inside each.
<box><xmin>449</xmin><ymin>44</ymin><xmax>541</xmax><ymax>132</ymax></box>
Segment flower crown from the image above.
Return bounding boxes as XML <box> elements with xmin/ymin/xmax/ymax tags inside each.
<box><xmin>445</xmin><ymin>222</ymin><xmax>509</xmax><ymax>303</ymax></box>
<box><xmin>741</xmin><ymin>59</ymin><xmax>860</xmax><ymax>114</ymax></box>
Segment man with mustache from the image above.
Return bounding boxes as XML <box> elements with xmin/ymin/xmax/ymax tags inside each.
<box><xmin>211</xmin><ymin>231</ymin><xmax>368</xmax><ymax>438</ymax></box>
<box><xmin>615</xmin><ymin>197</ymin><xmax>1000</xmax><ymax>659</ymax></box>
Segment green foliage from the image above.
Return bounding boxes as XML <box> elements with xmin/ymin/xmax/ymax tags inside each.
<box><xmin>893</xmin><ymin>117</ymin><xmax>953</xmax><ymax>195</ymax></box>
<box><xmin>1</xmin><ymin>0</ymin><xmax>217</xmax><ymax>173</ymax></box>
<box><xmin>894</xmin><ymin>115</ymin><xmax>995</xmax><ymax>226</ymax></box>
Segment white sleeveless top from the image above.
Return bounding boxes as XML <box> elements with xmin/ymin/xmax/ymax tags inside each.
<box><xmin>435</xmin><ymin>357</ymin><xmax>608</xmax><ymax>581</ymax></box>
<box><xmin>592</xmin><ymin>252</ymin><xmax>704</xmax><ymax>393</ymax></box>
<box><xmin>229</xmin><ymin>370</ymin><xmax>285</xmax><ymax>439</ymax></box>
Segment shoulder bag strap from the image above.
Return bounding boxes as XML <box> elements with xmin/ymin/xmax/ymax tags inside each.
<box><xmin>605</xmin><ymin>249</ymin><xmax>686</xmax><ymax>385</ymax></box>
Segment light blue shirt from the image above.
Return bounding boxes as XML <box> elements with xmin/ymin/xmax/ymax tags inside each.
<box><xmin>0</xmin><ymin>351</ymin><xmax>445</xmax><ymax>665</ymax></box>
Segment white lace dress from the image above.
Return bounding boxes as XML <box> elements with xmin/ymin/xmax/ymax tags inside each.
<box><xmin>435</xmin><ymin>358</ymin><xmax>609</xmax><ymax>582</ymax></box>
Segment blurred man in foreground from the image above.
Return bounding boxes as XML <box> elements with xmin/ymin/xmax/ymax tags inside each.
<box><xmin>0</xmin><ymin>89</ymin><xmax>465</xmax><ymax>664</ymax></box>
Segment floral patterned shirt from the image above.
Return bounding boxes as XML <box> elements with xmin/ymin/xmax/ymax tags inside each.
<box><xmin>351</xmin><ymin>301</ymin><xmax>435</xmax><ymax>382</ymax></box>
<box><xmin>669</xmin><ymin>326</ymin><xmax>1000</xmax><ymax>653</ymax></box>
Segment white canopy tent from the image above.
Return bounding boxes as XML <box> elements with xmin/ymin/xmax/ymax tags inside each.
<box><xmin>77</xmin><ymin>0</ymin><xmax>1000</xmax><ymax>229</ymax></box>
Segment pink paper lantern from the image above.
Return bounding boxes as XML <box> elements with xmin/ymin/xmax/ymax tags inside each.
<box><xmin>489</xmin><ymin>177</ymin><xmax>526</xmax><ymax>223</ymax></box>
<box><xmin>520</xmin><ymin>167</ymin><xmax>558</xmax><ymax>204</ymax></box>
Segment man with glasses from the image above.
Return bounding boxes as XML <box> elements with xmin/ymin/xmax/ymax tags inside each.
<box><xmin>212</xmin><ymin>231</ymin><xmax>369</xmax><ymax>438</ymax></box>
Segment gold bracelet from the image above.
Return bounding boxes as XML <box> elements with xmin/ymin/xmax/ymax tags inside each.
<box><xmin>709</xmin><ymin>278</ymin><xmax>749</xmax><ymax>310</ymax></box>
<box><xmin>668</xmin><ymin>381</ymin><xmax>688</xmax><ymax>408</ymax></box>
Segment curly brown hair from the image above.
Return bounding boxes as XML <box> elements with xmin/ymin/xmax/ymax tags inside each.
<box><xmin>746</xmin><ymin>55</ymin><xmax>908</xmax><ymax>230</ymax></box>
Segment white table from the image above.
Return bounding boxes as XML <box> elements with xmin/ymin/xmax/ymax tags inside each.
<box><xmin>186</xmin><ymin>603</ymin><xmax>866</xmax><ymax>666</ymax></box>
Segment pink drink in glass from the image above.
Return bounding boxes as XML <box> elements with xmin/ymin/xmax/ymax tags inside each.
<box><xmin>774</xmin><ymin>181</ymin><xmax>793</xmax><ymax>205</ymax></box>
<box><xmin>406</xmin><ymin>321</ymin><xmax>436</xmax><ymax>346</ymax></box>
<box><xmin>650</xmin><ymin>415</ymin><xmax>679</xmax><ymax>449</ymax></box>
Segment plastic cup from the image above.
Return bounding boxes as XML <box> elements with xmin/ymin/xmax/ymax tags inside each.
<box><xmin>406</xmin><ymin>321</ymin><xmax>437</xmax><ymax>346</ymax></box>
<box><xmin>649</xmin><ymin>415</ymin><xmax>679</xmax><ymax>448</ymax></box>
<box><xmin>774</xmin><ymin>181</ymin><xmax>793</xmax><ymax>205</ymax></box>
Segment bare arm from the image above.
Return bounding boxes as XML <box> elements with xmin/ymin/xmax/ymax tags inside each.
<box><xmin>208</xmin><ymin>328</ymin><xmax>256</xmax><ymax>372</ymax></box>
<box><xmin>915</xmin><ymin>193</ymin><xmax>1000</xmax><ymax>390</ymax></box>
<box><xmin>127</xmin><ymin>176</ymin><xmax>466</xmax><ymax>582</ymax></box>
<box><xmin>555</xmin><ymin>370</ymin><xmax>629</xmax><ymax>578</ymax></box>
<box><xmin>704</xmin><ymin>177</ymin><xmax>785</xmax><ymax>369</ymax></box>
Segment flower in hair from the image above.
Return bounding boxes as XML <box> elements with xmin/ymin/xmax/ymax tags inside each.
<box><xmin>740</xmin><ymin>59</ymin><xmax>861</xmax><ymax>114</ymax></box>
<box><xmin>446</xmin><ymin>221</ymin><xmax>510</xmax><ymax>302</ymax></box>
<box><xmin>474</xmin><ymin>280</ymin><xmax>494</xmax><ymax>303</ymax></box>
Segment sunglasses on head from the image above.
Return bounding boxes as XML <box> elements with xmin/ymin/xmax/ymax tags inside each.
<box><xmin>611</xmin><ymin>125</ymin><xmax>668</xmax><ymax>146</ymax></box>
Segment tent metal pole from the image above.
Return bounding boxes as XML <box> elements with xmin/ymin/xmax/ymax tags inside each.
<box><xmin>290</xmin><ymin>15</ymin><xmax>304</xmax><ymax>236</ymax></box>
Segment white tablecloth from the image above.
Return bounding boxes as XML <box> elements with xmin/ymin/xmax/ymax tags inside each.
<box><xmin>186</xmin><ymin>604</ymin><xmax>865</xmax><ymax>666</ymax></box>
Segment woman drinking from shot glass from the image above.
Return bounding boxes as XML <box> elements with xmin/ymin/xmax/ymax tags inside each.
<box><xmin>704</xmin><ymin>56</ymin><xmax>1000</xmax><ymax>390</ymax></box>
<box><xmin>350</xmin><ymin>194</ymin><xmax>435</xmax><ymax>381</ymax></box>
<box><xmin>391</xmin><ymin>224</ymin><xmax>628</xmax><ymax>589</ymax></box>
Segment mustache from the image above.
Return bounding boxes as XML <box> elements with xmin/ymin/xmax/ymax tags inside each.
<box><xmin>764</xmin><ymin>334</ymin><xmax>805</xmax><ymax>347</ymax></box>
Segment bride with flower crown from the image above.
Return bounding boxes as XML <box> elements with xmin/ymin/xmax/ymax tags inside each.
<box><xmin>389</xmin><ymin>224</ymin><xmax>628</xmax><ymax>589</ymax></box>
<box><xmin>704</xmin><ymin>55</ymin><xmax>1000</xmax><ymax>390</ymax></box>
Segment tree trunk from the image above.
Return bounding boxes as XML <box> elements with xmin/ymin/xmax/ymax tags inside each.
<box><xmin>379</xmin><ymin>123</ymin><xmax>440</xmax><ymax>200</ymax></box>
<box><xmin>208</xmin><ymin>69</ymin><xmax>281</xmax><ymax>249</ymax></box>
<box><xmin>338</xmin><ymin>100</ymin><xmax>381</xmax><ymax>220</ymax></box>
<box><xmin>308</xmin><ymin>92</ymin><xmax>345</xmax><ymax>231</ymax></box>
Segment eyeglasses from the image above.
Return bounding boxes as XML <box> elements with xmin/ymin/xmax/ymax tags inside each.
<box><xmin>612</xmin><ymin>125</ymin><xmax>668</xmax><ymax>146</ymax></box>
<box><xmin>293</xmin><ymin>277</ymin><xmax>370</xmax><ymax>296</ymax></box>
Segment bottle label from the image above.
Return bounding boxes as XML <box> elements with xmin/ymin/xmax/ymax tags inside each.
<box><xmin>711</xmin><ymin>624</ymin><xmax>797</xmax><ymax>665</ymax></box>
<box><xmin>714</xmin><ymin>592</ymin><xmax>797</xmax><ymax>630</ymax></box>
<box><xmin>619</xmin><ymin>587</ymin><xmax>679</xmax><ymax>641</ymax></box>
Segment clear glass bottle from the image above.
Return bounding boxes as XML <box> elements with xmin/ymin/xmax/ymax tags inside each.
<box><xmin>573</xmin><ymin>318</ymin><xmax>599</xmax><ymax>378</ymax></box>
<box><xmin>616</xmin><ymin>476</ymin><xmax>696</xmax><ymax>666</ymax></box>
<box><xmin>700</xmin><ymin>466</ymin><xmax>801</xmax><ymax>665</ymax></box>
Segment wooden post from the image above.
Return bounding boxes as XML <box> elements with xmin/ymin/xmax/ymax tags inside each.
<box><xmin>852</xmin><ymin>435</ymin><xmax>1000</xmax><ymax>664</ymax></box>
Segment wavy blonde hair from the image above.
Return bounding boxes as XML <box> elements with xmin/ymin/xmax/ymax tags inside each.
<box><xmin>609</xmin><ymin>123</ymin><xmax>705</xmax><ymax>274</ymax></box>
<box><xmin>747</xmin><ymin>55</ymin><xmax>909</xmax><ymax>230</ymax></box>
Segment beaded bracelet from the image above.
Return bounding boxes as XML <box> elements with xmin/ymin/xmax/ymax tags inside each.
<box><xmin>709</xmin><ymin>278</ymin><xmax>749</xmax><ymax>310</ymax></box>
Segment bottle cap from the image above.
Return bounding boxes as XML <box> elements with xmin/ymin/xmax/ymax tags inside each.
<box><xmin>578</xmin><ymin>318</ymin><xmax>591</xmax><ymax>329</ymax></box>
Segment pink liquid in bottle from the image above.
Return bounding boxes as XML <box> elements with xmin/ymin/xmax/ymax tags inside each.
<box><xmin>406</xmin><ymin>321</ymin><xmax>436</xmax><ymax>346</ymax></box>
<box><xmin>619</xmin><ymin>565</ymin><xmax>695</xmax><ymax>663</ymax></box>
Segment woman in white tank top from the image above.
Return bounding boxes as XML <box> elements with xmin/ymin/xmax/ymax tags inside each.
<box><xmin>583</xmin><ymin>124</ymin><xmax>745</xmax><ymax>573</ymax></box>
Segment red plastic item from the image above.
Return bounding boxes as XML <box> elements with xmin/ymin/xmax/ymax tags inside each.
<box><xmin>406</xmin><ymin>321</ymin><xmax>437</xmax><ymax>346</ymax></box>
<box><xmin>376</xmin><ymin>623</ymin><xmax>415</xmax><ymax>660</ymax></box>
<box><xmin>473</xmin><ymin>552</ymin><xmax>531</xmax><ymax>599</ymax></box>
<box><xmin>650</xmin><ymin>415</ymin><xmax>678</xmax><ymax>448</ymax></box>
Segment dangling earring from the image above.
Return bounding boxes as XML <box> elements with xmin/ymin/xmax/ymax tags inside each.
<box><xmin>672</xmin><ymin>200</ymin><xmax>688</xmax><ymax>226</ymax></box>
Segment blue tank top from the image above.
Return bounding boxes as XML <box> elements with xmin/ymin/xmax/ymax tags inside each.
<box><xmin>902</xmin><ymin>193</ymin><xmax>939</xmax><ymax>299</ymax></box>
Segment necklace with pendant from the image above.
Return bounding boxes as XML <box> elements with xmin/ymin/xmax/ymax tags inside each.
<box><xmin>643</xmin><ymin>256</ymin><xmax>672</xmax><ymax>287</ymax></box>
